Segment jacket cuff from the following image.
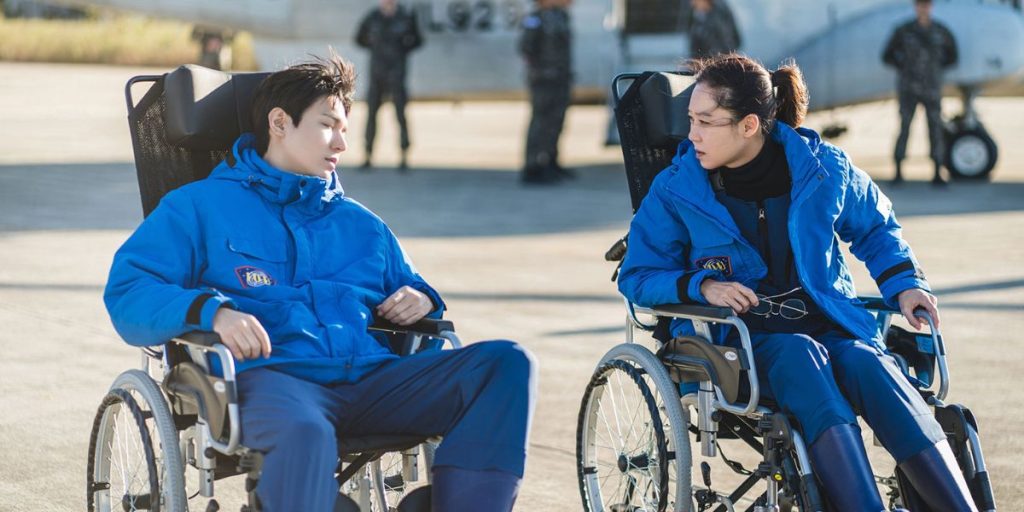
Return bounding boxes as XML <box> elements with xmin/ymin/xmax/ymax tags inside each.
<box><xmin>876</xmin><ymin>261</ymin><xmax>929</xmax><ymax>307</ymax></box>
<box><xmin>881</xmin><ymin>280</ymin><xmax>930</xmax><ymax>307</ymax></box>
<box><xmin>678</xmin><ymin>269</ymin><xmax>722</xmax><ymax>305</ymax></box>
<box><xmin>875</xmin><ymin>260</ymin><xmax>922</xmax><ymax>288</ymax></box>
<box><xmin>196</xmin><ymin>294</ymin><xmax>235</xmax><ymax>331</ymax></box>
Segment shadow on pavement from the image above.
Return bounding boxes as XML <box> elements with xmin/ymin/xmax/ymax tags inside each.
<box><xmin>2</xmin><ymin>161</ymin><xmax>1024</xmax><ymax>237</ymax></box>
<box><xmin>878</xmin><ymin>179</ymin><xmax>1024</xmax><ymax>218</ymax></box>
<box><xmin>0</xmin><ymin>161</ymin><xmax>633</xmax><ymax>237</ymax></box>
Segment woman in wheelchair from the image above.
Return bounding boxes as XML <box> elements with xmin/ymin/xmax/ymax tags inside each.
<box><xmin>104</xmin><ymin>56</ymin><xmax>536</xmax><ymax>511</ymax></box>
<box><xmin>617</xmin><ymin>53</ymin><xmax>975</xmax><ymax>511</ymax></box>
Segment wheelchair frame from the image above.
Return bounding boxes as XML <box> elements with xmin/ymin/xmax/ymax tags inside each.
<box><xmin>86</xmin><ymin>66</ymin><xmax>465</xmax><ymax>512</ymax></box>
<box><xmin>575</xmin><ymin>71</ymin><xmax>994</xmax><ymax>512</ymax></box>
<box><xmin>90</xmin><ymin>322</ymin><xmax>460</xmax><ymax>512</ymax></box>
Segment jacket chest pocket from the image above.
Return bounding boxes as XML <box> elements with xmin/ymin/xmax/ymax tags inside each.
<box><xmin>690</xmin><ymin>234</ymin><xmax>737</xmax><ymax>276</ymax></box>
<box><xmin>226</xmin><ymin>237</ymin><xmax>288</xmax><ymax>289</ymax></box>
<box><xmin>686</xmin><ymin>220</ymin><xmax>739</xmax><ymax>277</ymax></box>
<box><xmin>690</xmin><ymin>229</ymin><xmax>733</xmax><ymax>249</ymax></box>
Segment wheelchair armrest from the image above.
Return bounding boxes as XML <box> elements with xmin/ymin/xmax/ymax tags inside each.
<box><xmin>632</xmin><ymin>303</ymin><xmax>760</xmax><ymax>415</ymax></box>
<box><xmin>861</xmin><ymin>298</ymin><xmax>949</xmax><ymax>401</ymax></box>
<box><xmin>369</xmin><ymin>317</ymin><xmax>456</xmax><ymax>337</ymax></box>
<box><xmin>859</xmin><ymin>296</ymin><xmax>899</xmax><ymax>313</ymax></box>
<box><xmin>170</xmin><ymin>331</ymin><xmax>235</xmax><ymax>379</ymax></box>
<box><xmin>169</xmin><ymin>330</ymin><xmax>243</xmax><ymax>454</ymax></box>
<box><xmin>174</xmin><ymin>330</ymin><xmax>223</xmax><ymax>347</ymax></box>
<box><xmin>650</xmin><ymin>303</ymin><xmax>734</xmax><ymax>320</ymax></box>
<box><xmin>369</xmin><ymin>317</ymin><xmax>462</xmax><ymax>354</ymax></box>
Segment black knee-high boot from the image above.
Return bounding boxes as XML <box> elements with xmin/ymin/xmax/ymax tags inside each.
<box><xmin>898</xmin><ymin>440</ymin><xmax>977</xmax><ymax>512</ymax></box>
<box><xmin>809</xmin><ymin>424</ymin><xmax>888</xmax><ymax>511</ymax></box>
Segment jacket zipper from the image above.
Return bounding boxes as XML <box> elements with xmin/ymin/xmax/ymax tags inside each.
<box><xmin>757</xmin><ymin>200</ymin><xmax>771</xmax><ymax>270</ymax></box>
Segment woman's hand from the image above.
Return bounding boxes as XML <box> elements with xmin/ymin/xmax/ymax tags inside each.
<box><xmin>897</xmin><ymin>288</ymin><xmax>940</xmax><ymax>330</ymax></box>
<box><xmin>376</xmin><ymin>286</ymin><xmax>433</xmax><ymax>326</ymax></box>
<box><xmin>700</xmin><ymin>279</ymin><xmax>759</xmax><ymax>314</ymax></box>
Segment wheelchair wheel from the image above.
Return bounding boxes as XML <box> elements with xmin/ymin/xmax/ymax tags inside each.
<box><xmin>370</xmin><ymin>451</ymin><xmax>411</xmax><ymax>512</ymax></box>
<box><xmin>88</xmin><ymin>369</ymin><xmax>187</xmax><ymax>512</ymax></box>
<box><xmin>577</xmin><ymin>343</ymin><xmax>692</xmax><ymax>512</ymax></box>
<box><xmin>371</xmin><ymin>440</ymin><xmax>438</xmax><ymax>511</ymax></box>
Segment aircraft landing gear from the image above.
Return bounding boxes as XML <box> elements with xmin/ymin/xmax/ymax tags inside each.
<box><xmin>945</xmin><ymin>85</ymin><xmax>998</xmax><ymax>180</ymax></box>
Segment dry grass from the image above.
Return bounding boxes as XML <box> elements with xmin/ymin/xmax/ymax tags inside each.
<box><xmin>0</xmin><ymin>15</ymin><xmax>257</xmax><ymax>69</ymax></box>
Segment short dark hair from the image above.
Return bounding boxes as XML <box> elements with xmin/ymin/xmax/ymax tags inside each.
<box><xmin>689</xmin><ymin>52</ymin><xmax>809</xmax><ymax>135</ymax></box>
<box><xmin>250</xmin><ymin>53</ymin><xmax>356</xmax><ymax>155</ymax></box>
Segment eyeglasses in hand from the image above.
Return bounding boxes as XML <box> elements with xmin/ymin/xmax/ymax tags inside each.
<box><xmin>749</xmin><ymin>287</ymin><xmax>808</xmax><ymax>320</ymax></box>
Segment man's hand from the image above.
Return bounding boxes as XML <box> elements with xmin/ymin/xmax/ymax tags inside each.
<box><xmin>897</xmin><ymin>288</ymin><xmax>940</xmax><ymax>331</ymax></box>
<box><xmin>376</xmin><ymin>286</ymin><xmax>433</xmax><ymax>326</ymax></box>
<box><xmin>212</xmin><ymin>308</ymin><xmax>272</xmax><ymax>361</ymax></box>
<box><xmin>700</xmin><ymin>279</ymin><xmax>759</xmax><ymax>314</ymax></box>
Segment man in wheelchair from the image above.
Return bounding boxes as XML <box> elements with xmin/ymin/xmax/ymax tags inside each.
<box><xmin>103</xmin><ymin>55</ymin><xmax>535</xmax><ymax>511</ymax></box>
<box><xmin>617</xmin><ymin>54</ymin><xmax>975</xmax><ymax>510</ymax></box>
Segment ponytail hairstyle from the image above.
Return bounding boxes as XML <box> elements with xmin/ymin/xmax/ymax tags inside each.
<box><xmin>689</xmin><ymin>53</ymin><xmax>809</xmax><ymax>136</ymax></box>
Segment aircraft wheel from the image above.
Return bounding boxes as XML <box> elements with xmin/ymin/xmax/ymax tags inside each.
<box><xmin>945</xmin><ymin>127</ymin><xmax>997</xmax><ymax>180</ymax></box>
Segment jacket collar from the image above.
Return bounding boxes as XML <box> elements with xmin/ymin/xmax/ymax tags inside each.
<box><xmin>667</xmin><ymin>122</ymin><xmax>828</xmax><ymax>213</ymax></box>
<box><xmin>212</xmin><ymin>133</ymin><xmax>345</xmax><ymax>209</ymax></box>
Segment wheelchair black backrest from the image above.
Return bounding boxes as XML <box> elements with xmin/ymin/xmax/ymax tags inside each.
<box><xmin>126</xmin><ymin>65</ymin><xmax>270</xmax><ymax>217</ymax></box>
<box><xmin>613</xmin><ymin>71</ymin><xmax>696</xmax><ymax>213</ymax></box>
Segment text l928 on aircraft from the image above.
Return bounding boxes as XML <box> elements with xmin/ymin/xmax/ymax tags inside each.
<box><xmin>413</xmin><ymin>0</ymin><xmax>527</xmax><ymax>33</ymax></box>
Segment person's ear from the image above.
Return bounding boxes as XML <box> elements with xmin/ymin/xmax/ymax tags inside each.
<box><xmin>267</xmin><ymin>108</ymin><xmax>291</xmax><ymax>138</ymax></box>
<box><xmin>741</xmin><ymin>114</ymin><xmax>760</xmax><ymax>139</ymax></box>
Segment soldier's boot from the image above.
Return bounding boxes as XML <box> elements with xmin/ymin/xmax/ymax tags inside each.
<box><xmin>552</xmin><ymin>163</ymin><xmax>576</xmax><ymax>179</ymax></box>
<box><xmin>521</xmin><ymin>165</ymin><xmax>561</xmax><ymax>185</ymax></box>
<box><xmin>892</xmin><ymin>160</ymin><xmax>904</xmax><ymax>185</ymax></box>
<box><xmin>931</xmin><ymin>161</ymin><xmax>947</xmax><ymax>186</ymax></box>
<box><xmin>399</xmin><ymin>150</ymin><xmax>409</xmax><ymax>172</ymax></box>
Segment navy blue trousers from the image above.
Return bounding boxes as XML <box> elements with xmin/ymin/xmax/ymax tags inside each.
<box><xmin>236</xmin><ymin>340</ymin><xmax>537</xmax><ymax>512</ymax></box>
<box><xmin>732</xmin><ymin>331</ymin><xmax>946</xmax><ymax>462</ymax></box>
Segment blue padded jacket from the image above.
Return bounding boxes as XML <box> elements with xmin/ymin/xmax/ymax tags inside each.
<box><xmin>618</xmin><ymin>123</ymin><xmax>928</xmax><ymax>347</ymax></box>
<box><xmin>104</xmin><ymin>134</ymin><xmax>444</xmax><ymax>384</ymax></box>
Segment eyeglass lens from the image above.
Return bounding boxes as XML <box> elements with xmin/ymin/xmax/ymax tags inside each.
<box><xmin>750</xmin><ymin>296</ymin><xmax>807</xmax><ymax>319</ymax></box>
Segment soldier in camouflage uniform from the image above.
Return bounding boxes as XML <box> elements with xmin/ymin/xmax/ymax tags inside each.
<box><xmin>686</xmin><ymin>0</ymin><xmax>742</xmax><ymax>59</ymax></box>
<box><xmin>518</xmin><ymin>0</ymin><xmax>574</xmax><ymax>185</ymax></box>
<box><xmin>882</xmin><ymin>0</ymin><xmax>958</xmax><ymax>185</ymax></box>
<box><xmin>356</xmin><ymin>0</ymin><xmax>423</xmax><ymax>171</ymax></box>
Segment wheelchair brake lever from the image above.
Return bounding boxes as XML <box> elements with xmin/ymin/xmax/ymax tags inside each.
<box><xmin>605</xmin><ymin>235</ymin><xmax>627</xmax><ymax>282</ymax></box>
<box><xmin>604</xmin><ymin>235</ymin><xmax>627</xmax><ymax>262</ymax></box>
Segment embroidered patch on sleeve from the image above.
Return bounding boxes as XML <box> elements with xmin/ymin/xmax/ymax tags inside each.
<box><xmin>235</xmin><ymin>266</ymin><xmax>275</xmax><ymax>288</ymax></box>
<box><xmin>695</xmin><ymin>256</ymin><xmax>732</xmax><ymax>276</ymax></box>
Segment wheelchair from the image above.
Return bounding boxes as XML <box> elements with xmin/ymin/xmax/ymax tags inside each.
<box><xmin>575</xmin><ymin>71</ymin><xmax>997</xmax><ymax>512</ymax></box>
<box><xmin>86</xmin><ymin>65</ymin><xmax>461</xmax><ymax>512</ymax></box>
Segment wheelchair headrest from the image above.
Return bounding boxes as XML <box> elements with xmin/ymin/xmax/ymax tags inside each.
<box><xmin>163</xmin><ymin>65</ymin><xmax>271</xmax><ymax>151</ymax></box>
<box><xmin>638</xmin><ymin>72</ymin><xmax>696</xmax><ymax>148</ymax></box>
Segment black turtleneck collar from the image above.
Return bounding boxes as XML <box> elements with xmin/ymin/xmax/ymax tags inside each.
<box><xmin>718</xmin><ymin>138</ymin><xmax>791</xmax><ymax>201</ymax></box>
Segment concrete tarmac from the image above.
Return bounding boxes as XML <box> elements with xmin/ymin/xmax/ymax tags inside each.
<box><xmin>1</xmin><ymin>62</ymin><xmax>1022</xmax><ymax>511</ymax></box>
